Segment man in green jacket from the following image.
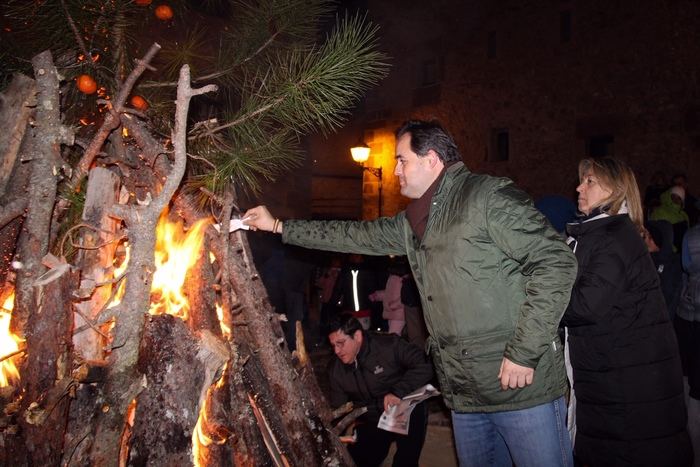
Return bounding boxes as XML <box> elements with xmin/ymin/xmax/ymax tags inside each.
<box><xmin>245</xmin><ymin>120</ymin><xmax>578</xmax><ymax>467</ymax></box>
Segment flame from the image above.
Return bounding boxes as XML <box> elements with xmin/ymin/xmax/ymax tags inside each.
<box><xmin>193</xmin><ymin>367</ymin><xmax>228</xmax><ymax>466</ymax></box>
<box><xmin>149</xmin><ymin>213</ymin><xmax>210</xmax><ymax>320</ymax></box>
<box><xmin>215</xmin><ymin>303</ymin><xmax>231</xmax><ymax>339</ymax></box>
<box><xmin>0</xmin><ymin>292</ymin><xmax>23</xmax><ymax>387</ymax></box>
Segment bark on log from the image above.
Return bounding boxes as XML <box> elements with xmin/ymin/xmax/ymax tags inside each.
<box><xmin>0</xmin><ymin>73</ymin><xmax>34</xmax><ymax>275</ymax></box>
<box><xmin>186</xmin><ymin>236</ymin><xmax>222</xmax><ymax>336</ymax></box>
<box><xmin>74</xmin><ymin>167</ymin><xmax>122</xmax><ymax>361</ymax></box>
<box><xmin>227</xmin><ymin>232</ymin><xmax>354</xmax><ymax>466</ymax></box>
<box><xmin>239</xmin><ymin>340</ymin><xmax>295</xmax><ymax>466</ymax></box>
<box><xmin>16</xmin><ymin>270</ymin><xmax>75</xmax><ymax>466</ymax></box>
<box><xmin>12</xmin><ymin>50</ymin><xmax>72</xmax><ymax>337</ymax></box>
<box><xmin>127</xmin><ymin>315</ymin><xmax>228</xmax><ymax>465</ymax></box>
<box><xmin>225</xmin><ymin>343</ymin><xmax>274</xmax><ymax>466</ymax></box>
<box><xmin>0</xmin><ymin>73</ymin><xmax>36</xmax><ymax>197</ymax></box>
<box><xmin>61</xmin><ymin>383</ymin><xmax>102</xmax><ymax>466</ymax></box>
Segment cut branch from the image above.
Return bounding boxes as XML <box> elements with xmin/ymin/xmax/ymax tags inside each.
<box><xmin>71</xmin><ymin>43</ymin><xmax>162</xmax><ymax>188</ymax></box>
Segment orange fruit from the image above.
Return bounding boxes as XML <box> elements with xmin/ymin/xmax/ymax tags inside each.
<box><xmin>154</xmin><ymin>4</ymin><xmax>173</xmax><ymax>20</ymax></box>
<box><xmin>76</xmin><ymin>74</ymin><xmax>97</xmax><ymax>94</ymax></box>
<box><xmin>130</xmin><ymin>95</ymin><xmax>149</xmax><ymax>111</ymax></box>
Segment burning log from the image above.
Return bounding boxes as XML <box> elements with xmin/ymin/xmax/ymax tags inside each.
<box><xmin>227</xmin><ymin>232</ymin><xmax>354</xmax><ymax>466</ymax></box>
<box><xmin>127</xmin><ymin>315</ymin><xmax>228</xmax><ymax>465</ymax></box>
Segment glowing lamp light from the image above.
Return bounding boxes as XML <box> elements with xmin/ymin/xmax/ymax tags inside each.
<box><xmin>350</xmin><ymin>141</ymin><xmax>370</xmax><ymax>163</ymax></box>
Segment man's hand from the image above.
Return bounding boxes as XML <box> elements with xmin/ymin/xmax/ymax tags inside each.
<box><xmin>243</xmin><ymin>205</ymin><xmax>278</xmax><ymax>232</ymax></box>
<box><xmin>498</xmin><ymin>357</ymin><xmax>534</xmax><ymax>390</ymax></box>
<box><xmin>383</xmin><ymin>393</ymin><xmax>401</xmax><ymax>412</ymax></box>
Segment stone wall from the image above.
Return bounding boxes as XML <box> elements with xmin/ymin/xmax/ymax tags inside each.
<box><xmin>316</xmin><ymin>0</ymin><xmax>700</xmax><ymax>219</ymax></box>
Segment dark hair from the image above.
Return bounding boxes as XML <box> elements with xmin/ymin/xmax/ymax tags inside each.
<box><xmin>328</xmin><ymin>314</ymin><xmax>363</xmax><ymax>337</ymax></box>
<box><xmin>395</xmin><ymin>120</ymin><xmax>462</xmax><ymax>163</ymax></box>
<box><xmin>387</xmin><ymin>256</ymin><xmax>409</xmax><ymax>276</ymax></box>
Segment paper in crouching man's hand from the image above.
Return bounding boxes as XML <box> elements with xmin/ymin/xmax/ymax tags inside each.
<box><xmin>377</xmin><ymin>384</ymin><xmax>440</xmax><ymax>435</ymax></box>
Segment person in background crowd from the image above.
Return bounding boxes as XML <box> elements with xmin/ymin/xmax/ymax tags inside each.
<box><xmin>644</xmin><ymin>219</ymin><xmax>683</xmax><ymax>320</ymax></box>
<box><xmin>677</xmin><ymin>224</ymin><xmax>700</xmax><ymax>466</ymax></box>
<box><xmin>327</xmin><ymin>315</ymin><xmax>433</xmax><ymax>467</ymax></box>
<box><xmin>644</xmin><ymin>170</ymin><xmax>668</xmax><ymax>218</ymax></box>
<box><xmin>334</xmin><ymin>254</ymin><xmax>382</xmax><ymax>331</ymax></box>
<box><xmin>535</xmin><ymin>194</ymin><xmax>578</xmax><ymax>236</ymax></box>
<box><xmin>260</xmin><ymin>244</ymin><xmax>312</xmax><ymax>351</ymax></box>
<box><xmin>563</xmin><ymin>157</ymin><xmax>692</xmax><ymax>467</ymax></box>
<box><xmin>315</xmin><ymin>254</ymin><xmax>342</xmax><ymax>342</ymax></box>
<box><xmin>369</xmin><ymin>256</ymin><xmax>410</xmax><ymax>336</ymax></box>
<box><xmin>245</xmin><ymin>119</ymin><xmax>578</xmax><ymax>467</ymax></box>
<box><xmin>673</xmin><ymin>173</ymin><xmax>699</xmax><ymax>226</ymax></box>
<box><xmin>651</xmin><ymin>185</ymin><xmax>690</xmax><ymax>252</ymax></box>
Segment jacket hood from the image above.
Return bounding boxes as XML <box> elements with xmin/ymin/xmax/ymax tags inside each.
<box><xmin>659</xmin><ymin>189</ymin><xmax>683</xmax><ymax>211</ymax></box>
<box><xmin>650</xmin><ymin>189</ymin><xmax>689</xmax><ymax>225</ymax></box>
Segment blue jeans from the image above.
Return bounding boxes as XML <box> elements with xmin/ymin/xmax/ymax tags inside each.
<box><xmin>451</xmin><ymin>396</ymin><xmax>573</xmax><ymax>467</ymax></box>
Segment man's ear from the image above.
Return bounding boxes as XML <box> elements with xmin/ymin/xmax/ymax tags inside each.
<box><xmin>426</xmin><ymin>149</ymin><xmax>443</xmax><ymax>169</ymax></box>
<box><xmin>353</xmin><ymin>329</ymin><xmax>363</xmax><ymax>342</ymax></box>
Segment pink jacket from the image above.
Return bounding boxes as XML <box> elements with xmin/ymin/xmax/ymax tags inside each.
<box><xmin>371</xmin><ymin>274</ymin><xmax>406</xmax><ymax>321</ymax></box>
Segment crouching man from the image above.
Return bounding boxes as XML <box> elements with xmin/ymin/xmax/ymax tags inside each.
<box><xmin>328</xmin><ymin>314</ymin><xmax>434</xmax><ymax>467</ymax></box>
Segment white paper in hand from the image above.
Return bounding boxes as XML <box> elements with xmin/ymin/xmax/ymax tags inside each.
<box><xmin>213</xmin><ymin>217</ymin><xmax>251</xmax><ymax>233</ymax></box>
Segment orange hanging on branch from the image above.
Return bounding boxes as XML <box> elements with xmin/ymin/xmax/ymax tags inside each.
<box><xmin>76</xmin><ymin>74</ymin><xmax>97</xmax><ymax>95</ymax></box>
<box><xmin>154</xmin><ymin>4</ymin><xmax>173</xmax><ymax>20</ymax></box>
<box><xmin>130</xmin><ymin>95</ymin><xmax>149</xmax><ymax>111</ymax></box>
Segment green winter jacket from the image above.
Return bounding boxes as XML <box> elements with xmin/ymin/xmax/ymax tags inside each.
<box><xmin>650</xmin><ymin>189</ymin><xmax>690</xmax><ymax>226</ymax></box>
<box><xmin>283</xmin><ymin>162</ymin><xmax>577</xmax><ymax>412</ymax></box>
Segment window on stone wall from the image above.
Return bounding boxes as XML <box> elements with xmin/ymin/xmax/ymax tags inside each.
<box><xmin>587</xmin><ymin>134</ymin><xmax>614</xmax><ymax>157</ymax></box>
<box><xmin>489</xmin><ymin>128</ymin><xmax>509</xmax><ymax>161</ymax></box>
<box><xmin>487</xmin><ymin>31</ymin><xmax>496</xmax><ymax>59</ymax></box>
<box><xmin>560</xmin><ymin>10</ymin><xmax>572</xmax><ymax>42</ymax></box>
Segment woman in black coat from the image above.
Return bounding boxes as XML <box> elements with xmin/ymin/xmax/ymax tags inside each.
<box><xmin>562</xmin><ymin>157</ymin><xmax>693</xmax><ymax>467</ymax></box>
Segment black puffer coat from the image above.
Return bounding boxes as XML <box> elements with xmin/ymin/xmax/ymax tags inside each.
<box><xmin>563</xmin><ymin>214</ymin><xmax>692</xmax><ymax>467</ymax></box>
<box><xmin>329</xmin><ymin>332</ymin><xmax>433</xmax><ymax>423</ymax></box>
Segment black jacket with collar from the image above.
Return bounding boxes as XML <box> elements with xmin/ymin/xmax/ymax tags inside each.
<box><xmin>329</xmin><ymin>333</ymin><xmax>433</xmax><ymax>422</ymax></box>
<box><xmin>563</xmin><ymin>214</ymin><xmax>692</xmax><ymax>467</ymax></box>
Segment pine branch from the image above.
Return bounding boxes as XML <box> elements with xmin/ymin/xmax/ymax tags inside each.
<box><xmin>60</xmin><ymin>0</ymin><xmax>93</xmax><ymax>71</ymax></box>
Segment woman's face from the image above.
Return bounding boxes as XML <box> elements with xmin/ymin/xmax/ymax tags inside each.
<box><xmin>576</xmin><ymin>169</ymin><xmax>613</xmax><ymax>215</ymax></box>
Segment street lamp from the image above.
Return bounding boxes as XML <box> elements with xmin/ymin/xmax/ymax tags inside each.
<box><xmin>350</xmin><ymin>140</ymin><xmax>382</xmax><ymax>217</ymax></box>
